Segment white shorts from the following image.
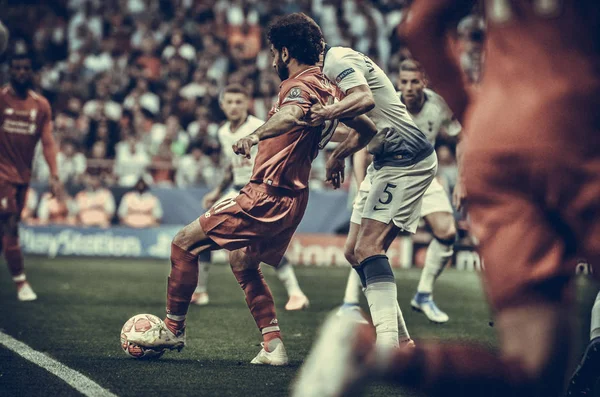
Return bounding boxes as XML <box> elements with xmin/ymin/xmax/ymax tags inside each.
<box><xmin>420</xmin><ymin>177</ymin><xmax>453</xmax><ymax>217</ymax></box>
<box><xmin>350</xmin><ymin>152</ymin><xmax>437</xmax><ymax>233</ymax></box>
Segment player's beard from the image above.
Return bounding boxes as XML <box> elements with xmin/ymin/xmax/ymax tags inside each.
<box><xmin>10</xmin><ymin>78</ymin><xmax>32</xmax><ymax>95</ymax></box>
<box><xmin>275</xmin><ymin>55</ymin><xmax>290</xmax><ymax>81</ymax></box>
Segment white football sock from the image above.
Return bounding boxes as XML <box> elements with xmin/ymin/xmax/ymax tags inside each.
<box><xmin>591</xmin><ymin>291</ymin><xmax>600</xmax><ymax>340</ymax></box>
<box><xmin>343</xmin><ymin>269</ymin><xmax>362</xmax><ymax>305</ymax></box>
<box><xmin>417</xmin><ymin>239</ymin><xmax>453</xmax><ymax>293</ymax></box>
<box><xmin>396</xmin><ymin>301</ymin><xmax>410</xmax><ymax>343</ymax></box>
<box><xmin>364</xmin><ymin>282</ymin><xmax>399</xmax><ymax>348</ymax></box>
<box><xmin>276</xmin><ymin>260</ymin><xmax>303</xmax><ymax>297</ymax></box>
<box><xmin>195</xmin><ymin>260</ymin><xmax>210</xmax><ymax>293</ymax></box>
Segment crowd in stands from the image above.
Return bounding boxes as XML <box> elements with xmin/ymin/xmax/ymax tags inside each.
<box><xmin>3</xmin><ymin>0</ymin><xmax>480</xmax><ymax>227</ymax></box>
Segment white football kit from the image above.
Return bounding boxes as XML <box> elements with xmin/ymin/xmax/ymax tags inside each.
<box><xmin>215</xmin><ymin>115</ymin><xmax>264</xmax><ymax>201</ymax></box>
<box><xmin>349</xmin><ymin>88</ymin><xmax>460</xmax><ymax>225</ymax></box>
<box><xmin>323</xmin><ymin>46</ymin><xmax>436</xmax><ymax>232</ymax></box>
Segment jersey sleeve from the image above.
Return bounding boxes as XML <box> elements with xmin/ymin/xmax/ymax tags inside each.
<box><xmin>278</xmin><ymin>80</ymin><xmax>313</xmax><ymax>115</ymax></box>
<box><xmin>323</xmin><ymin>51</ymin><xmax>369</xmax><ymax>94</ymax></box>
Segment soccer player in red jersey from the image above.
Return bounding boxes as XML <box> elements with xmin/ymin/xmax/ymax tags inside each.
<box><xmin>0</xmin><ymin>52</ymin><xmax>61</xmax><ymax>301</ymax></box>
<box><xmin>293</xmin><ymin>1</ymin><xmax>600</xmax><ymax>396</ymax></box>
<box><xmin>129</xmin><ymin>13</ymin><xmax>377</xmax><ymax>365</ymax></box>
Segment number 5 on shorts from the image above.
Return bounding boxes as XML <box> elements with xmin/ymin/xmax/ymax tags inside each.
<box><xmin>373</xmin><ymin>183</ymin><xmax>396</xmax><ymax>211</ymax></box>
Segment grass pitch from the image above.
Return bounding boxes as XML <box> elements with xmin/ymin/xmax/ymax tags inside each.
<box><xmin>0</xmin><ymin>257</ymin><xmax>597</xmax><ymax>397</ymax></box>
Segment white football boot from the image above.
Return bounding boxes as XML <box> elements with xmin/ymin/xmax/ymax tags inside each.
<box><xmin>127</xmin><ymin>321</ymin><xmax>186</xmax><ymax>351</ymax></box>
<box><xmin>17</xmin><ymin>282</ymin><xmax>37</xmax><ymax>302</ymax></box>
<box><xmin>191</xmin><ymin>292</ymin><xmax>210</xmax><ymax>306</ymax></box>
<box><xmin>410</xmin><ymin>293</ymin><xmax>449</xmax><ymax>324</ymax></box>
<box><xmin>292</xmin><ymin>311</ymin><xmax>374</xmax><ymax>397</ymax></box>
<box><xmin>285</xmin><ymin>295</ymin><xmax>310</xmax><ymax>311</ymax></box>
<box><xmin>335</xmin><ymin>304</ymin><xmax>369</xmax><ymax>325</ymax></box>
<box><xmin>251</xmin><ymin>338</ymin><xmax>289</xmax><ymax>366</ymax></box>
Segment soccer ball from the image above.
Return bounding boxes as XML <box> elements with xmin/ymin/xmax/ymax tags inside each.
<box><xmin>120</xmin><ymin>314</ymin><xmax>166</xmax><ymax>359</ymax></box>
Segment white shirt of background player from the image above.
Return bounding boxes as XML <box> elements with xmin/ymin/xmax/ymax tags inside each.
<box><xmin>400</xmin><ymin>88</ymin><xmax>462</xmax><ymax>145</ymax></box>
<box><xmin>217</xmin><ymin>115</ymin><xmax>264</xmax><ymax>188</ymax></box>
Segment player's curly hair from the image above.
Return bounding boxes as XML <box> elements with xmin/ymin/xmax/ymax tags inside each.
<box><xmin>267</xmin><ymin>13</ymin><xmax>323</xmax><ymax>66</ymax></box>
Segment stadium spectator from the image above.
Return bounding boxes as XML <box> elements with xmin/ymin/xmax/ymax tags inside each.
<box><xmin>179</xmin><ymin>68</ymin><xmax>208</xmax><ymax>101</ymax></box>
<box><xmin>83</xmin><ymin>77</ymin><xmax>122</xmax><ymax>122</ymax></box>
<box><xmin>74</xmin><ymin>173</ymin><xmax>115</xmax><ymax>228</ymax></box>
<box><xmin>175</xmin><ymin>143</ymin><xmax>204</xmax><ymax>188</ymax></box>
<box><xmin>162</xmin><ymin>29</ymin><xmax>196</xmax><ymax>62</ymax></box>
<box><xmin>37</xmin><ymin>191</ymin><xmax>76</xmax><ymax>225</ymax></box>
<box><xmin>57</xmin><ymin>139</ymin><xmax>86</xmax><ymax>185</ymax></box>
<box><xmin>199</xmin><ymin>139</ymin><xmax>225</xmax><ymax>190</ymax></box>
<box><xmin>114</xmin><ymin>133</ymin><xmax>151</xmax><ymax>187</ymax></box>
<box><xmin>457</xmin><ymin>14</ymin><xmax>485</xmax><ymax>85</ymax></box>
<box><xmin>118</xmin><ymin>177</ymin><xmax>163</xmax><ymax>228</ymax></box>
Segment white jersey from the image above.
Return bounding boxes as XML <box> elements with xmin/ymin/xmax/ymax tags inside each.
<box><xmin>401</xmin><ymin>88</ymin><xmax>462</xmax><ymax>145</ymax></box>
<box><xmin>217</xmin><ymin>115</ymin><xmax>264</xmax><ymax>187</ymax></box>
<box><xmin>322</xmin><ymin>46</ymin><xmax>432</xmax><ymax>167</ymax></box>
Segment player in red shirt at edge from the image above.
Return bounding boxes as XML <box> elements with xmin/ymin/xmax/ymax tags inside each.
<box><xmin>129</xmin><ymin>13</ymin><xmax>377</xmax><ymax>365</ymax></box>
<box><xmin>0</xmin><ymin>52</ymin><xmax>61</xmax><ymax>302</ymax></box>
<box><xmin>293</xmin><ymin>1</ymin><xmax>600</xmax><ymax>396</ymax></box>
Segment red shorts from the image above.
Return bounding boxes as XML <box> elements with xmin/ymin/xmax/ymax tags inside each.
<box><xmin>199</xmin><ymin>182</ymin><xmax>309</xmax><ymax>266</ymax></box>
<box><xmin>0</xmin><ymin>181</ymin><xmax>28</xmax><ymax>219</ymax></box>
<box><xmin>464</xmin><ymin>150</ymin><xmax>600</xmax><ymax>312</ymax></box>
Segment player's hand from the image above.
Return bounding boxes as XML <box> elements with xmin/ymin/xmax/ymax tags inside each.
<box><xmin>452</xmin><ymin>180</ymin><xmax>467</xmax><ymax>211</ymax></box>
<box><xmin>232</xmin><ymin>134</ymin><xmax>259</xmax><ymax>159</ymax></box>
<box><xmin>307</xmin><ymin>97</ymin><xmax>332</xmax><ymax>126</ymax></box>
<box><xmin>202</xmin><ymin>189</ymin><xmax>221</xmax><ymax>209</ymax></box>
<box><xmin>325</xmin><ymin>156</ymin><xmax>345</xmax><ymax>189</ymax></box>
<box><xmin>49</xmin><ymin>175</ymin><xmax>64</xmax><ymax>199</ymax></box>
<box><xmin>297</xmin><ymin>95</ymin><xmax>328</xmax><ymax>127</ymax></box>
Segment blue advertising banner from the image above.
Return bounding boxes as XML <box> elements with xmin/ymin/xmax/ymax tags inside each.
<box><xmin>20</xmin><ymin>225</ymin><xmax>181</xmax><ymax>259</ymax></box>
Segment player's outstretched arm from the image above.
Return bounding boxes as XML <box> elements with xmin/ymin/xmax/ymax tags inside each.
<box><xmin>232</xmin><ymin>105</ymin><xmax>304</xmax><ymax>158</ymax></box>
<box><xmin>308</xmin><ymin>85</ymin><xmax>374</xmax><ymax>125</ymax></box>
<box><xmin>325</xmin><ymin>114</ymin><xmax>377</xmax><ymax>188</ymax></box>
<box><xmin>400</xmin><ymin>0</ymin><xmax>474</xmax><ymax>122</ymax></box>
<box><xmin>40</xmin><ymin>115</ymin><xmax>62</xmax><ymax>196</ymax></box>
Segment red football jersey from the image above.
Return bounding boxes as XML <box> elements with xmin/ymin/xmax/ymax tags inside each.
<box><xmin>250</xmin><ymin>66</ymin><xmax>338</xmax><ymax>191</ymax></box>
<box><xmin>470</xmin><ymin>0</ymin><xmax>600</xmax><ymax>153</ymax></box>
<box><xmin>0</xmin><ymin>86</ymin><xmax>52</xmax><ymax>184</ymax></box>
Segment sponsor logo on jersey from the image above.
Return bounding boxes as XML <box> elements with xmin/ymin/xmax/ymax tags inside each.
<box><xmin>336</xmin><ymin>67</ymin><xmax>355</xmax><ymax>83</ymax></box>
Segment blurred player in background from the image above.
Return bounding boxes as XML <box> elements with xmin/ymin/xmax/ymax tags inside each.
<box><xmin>339</xmin><ymin>59</ymin><xmax>460</xmax><ymax>324</ymax></box>
<box><xmin>293</xmin><ymin>1</ymin><xmax>600</xmax><ymax>396</ymax></box>
<box><xmin>304</xmin><ymin>36</ymin><xmax>436</xmax><ymax>350</ymax></box>
<box><xmin>567</xmin><ymin>288</ymin><xmax>600</xmax><ymax>395</ymax></box>
<box><xmin>129</xmin><ymin>13</ymin><xmax>377</xmax><ymax>366</ymax></box>
<box><xmin>0</xmin><ymin>51</ymin><xmax>62</xmax><ymax>301</ymax></box>
<box><xmin>195</xmin><ymin>83</ymin><xmax>309</xmax><ymax>311</ymax></box>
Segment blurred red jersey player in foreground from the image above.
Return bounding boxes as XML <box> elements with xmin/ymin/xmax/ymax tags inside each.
<box><xmin>0</xmin><ymin>51</ymin><xmax>62</xmax><ymax>302</ymax></box>
<box><xmin>128</xmin><ymin>13</ymin><xmax>377</xmax><ymax>366</ymax></box>
<box><xmin>293</xmin><ymin>1</ymin><xmax>600</xmax><ymax>396</ymax></box>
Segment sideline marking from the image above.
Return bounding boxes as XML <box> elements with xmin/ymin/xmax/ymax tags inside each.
<box><xmin>0</xmin><ymin>330</ymin><xmax>118</xmax><ymax>397</ymax></box>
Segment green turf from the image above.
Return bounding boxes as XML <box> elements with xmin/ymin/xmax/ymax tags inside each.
<box><xmin>0</xmin><ymin>257</ymin><xmax>597</xmax><ymax>397</ymax></box>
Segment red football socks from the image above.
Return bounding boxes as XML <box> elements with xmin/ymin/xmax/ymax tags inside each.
<box><xmin>232</xmin><ymin>267</ymin><xmax>281</xmax><ymax>346</ymax></box>
<box><xmin>166</xmin><ymin>243</ymin><xmax>199</xmax><ymax>319</ymax></box>
<box><xmin>3</xmin><ymin>236</ymin><xmax>24</xmax><ymax>279</ymax></box>
<box><xmin>382</xmin><ymin>343</ymin><xmax>536</xmax><ymax>397</ymax></box>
